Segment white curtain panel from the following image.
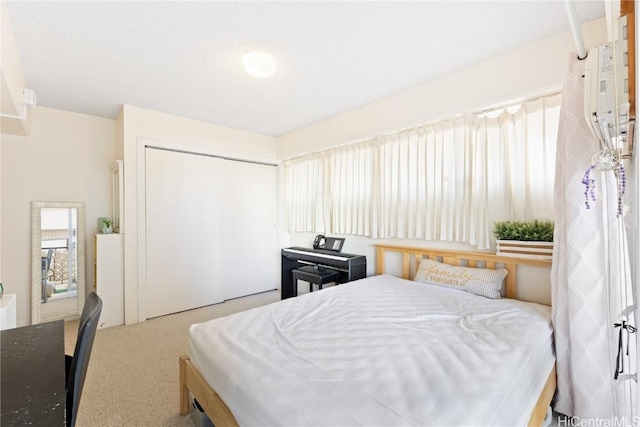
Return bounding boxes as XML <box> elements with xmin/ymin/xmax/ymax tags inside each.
<box><xmin>284</xmin><ymin>153</ymin><xmax>328</xmax><ymax>233</ymax></box>
<box><xmin>284</xmin><ymin>94</ymin><xmax>560</xmax><ymax>249</ymax></box>
<box><xmin>328</xmin><ymin>142</ymin><xmax>377</xmax><ymax>236</ymax></box>
<box><xmin>552</xmin><ymin>56</ymin><xmax>636</xmax><ymax>419</ymax></box>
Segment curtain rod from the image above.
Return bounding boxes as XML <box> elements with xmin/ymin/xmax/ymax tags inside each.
<box><xmin>283</xmin><ymin>88</ymin><xmax>562</xmax><ymax>163</ymax></box>
<box><xmin>564</xmin><ymin>0</ymin><xmax>587</xmax><ymax>60</ymax></box>
<box><xmin>475</xmin><ymin>87</ymin><xmax>562</xmax><ymax>115</ymax></box>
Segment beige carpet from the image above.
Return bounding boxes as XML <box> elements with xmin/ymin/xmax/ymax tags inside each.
<box><xmin>65</xmin><ymin>290</ymin><xmax>280</xmax><ymax>427</ymax></box>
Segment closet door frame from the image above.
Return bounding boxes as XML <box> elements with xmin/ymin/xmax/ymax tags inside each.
<box><xmin>136</xmin><ymin>137</ymin><xmax>279</xmax><ymax>322</ymax></box>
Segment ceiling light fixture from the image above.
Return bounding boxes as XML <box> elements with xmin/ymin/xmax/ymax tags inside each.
<box><xmin>243</xmin><ymin>51</ymin><xmax>277</xmax><ymax>78</ymax></box>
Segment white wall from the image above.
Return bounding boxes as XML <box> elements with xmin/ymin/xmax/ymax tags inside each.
<box><xmin>0</xmin><ymin>102</ymin><xmax>278</xmax><ymax>326</ymax></box>
<box><xmin>1</xmin><ymin>106</ymin><xmax>115</xmax><ymax>326</ymax></box>
<box><xmin>278</xmin><ymin>18</ymin><xmax>608</xmax><ymax>159</ymax></box>
<box><xmin>1</xmin><ymin>0</ymin><xmax>31</xmax><ymax>136</ymax></box>
<box><xmin>120</xmin><ymin>105</ymin><xmax>278</xmax><ymax>324</ymax></box>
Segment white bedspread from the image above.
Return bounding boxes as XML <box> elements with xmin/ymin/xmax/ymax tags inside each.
<box><xmin>189</xmin><ymin>274</ymin><xmax>554</xmax><ymax>426</ymax></box>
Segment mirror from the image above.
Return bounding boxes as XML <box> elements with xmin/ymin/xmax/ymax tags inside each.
<box><xmin>31</xmin><ymin>201</ymin><xmax>86</xmax><ymax>324</ymax></box>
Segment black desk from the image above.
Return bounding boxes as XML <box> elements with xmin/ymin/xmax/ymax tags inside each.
<box><xmin>281</xmin><ymin>247</ymin><xmax>367</xmax><ymax>299</ymax></box>
<box><xmin>1</xmin><ymin>320</ymin><xmax>66</xmax><ymax>426</ymax></box>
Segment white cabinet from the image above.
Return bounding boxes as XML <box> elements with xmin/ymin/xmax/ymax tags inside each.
<box><xmin>94</xmin><ymin>233</ymin><xmax>124</xmax><ymax>329</ymax></box>
<box><xmin>0</xmin><ymin>294</ymin><xmax>17</xmax><ymax>330</ymax></box>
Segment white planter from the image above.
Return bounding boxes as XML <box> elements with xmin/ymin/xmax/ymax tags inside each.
<box><xmin>496</xmin><ymin>240</ymin><xmax>553</xmax><ymax>260</ymax></box>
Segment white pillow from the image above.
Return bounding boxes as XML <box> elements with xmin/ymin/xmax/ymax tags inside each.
<box><xmin>413</xmin><ymin>258</ymin><xmax>507</xmax><ymax>299</ymax></box>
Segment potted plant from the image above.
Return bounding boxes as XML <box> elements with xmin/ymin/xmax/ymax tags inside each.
<box><xmin>101</xmin><ymin>219</ymin><xmax>113</xmax><ymax>234</ymax></box>
<box><xmin>493</xmin><ymin>220</ymin><xmax>554</xmax><ymax>260</ymax></box>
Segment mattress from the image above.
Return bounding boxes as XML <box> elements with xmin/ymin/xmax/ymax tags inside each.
<box><xmin>189</xmin><ymin>274</ymin><xmax>555</xmax><ymax>426</ymax></box>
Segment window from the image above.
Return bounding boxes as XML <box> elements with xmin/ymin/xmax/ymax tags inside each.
<box><xmin>284</xmin><ymin>93</ymin><xmax>561</xmax><ymax>249</ymax></box>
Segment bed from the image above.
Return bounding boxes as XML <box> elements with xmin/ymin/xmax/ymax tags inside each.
<box><xmin>179</xmin><ymin>244</ymin><xmax>556</xmax><ymax>426</ymax></box>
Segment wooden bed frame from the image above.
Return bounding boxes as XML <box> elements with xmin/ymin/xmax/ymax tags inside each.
<box><xmin>179</xmin><ymin>244</ymin><xmax>555</xmax><ymax>427</ymax></box>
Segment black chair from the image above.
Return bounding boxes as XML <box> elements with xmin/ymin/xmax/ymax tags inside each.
<box><xmin>65</xmin><ymin>291</ymin><xmax>103</xmax><ymax>427</ymax></box>
<box><xmin>41</xmin><ymin>248</ymin><xmax>54</xmax><ymax>302</ymax></box>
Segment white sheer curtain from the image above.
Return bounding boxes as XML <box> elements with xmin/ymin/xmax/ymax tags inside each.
<box><xmin>284</xmin><ymin>93</ymin><xmax>561</xmax><ymax>249</ymax></box>
<box><xmin>284</xmin><ymin>153</ymin><xmax>328</xmax><ymax>233</ymax></box>
<box><xmin>328</xmin><ymin>142</ymin><xmax>377</xmax><ymax>236</ymax></box>
<box><xmin>552</xmin><ymin>56</ymin><xmax>636</xmax><ymax>420</ymax></box>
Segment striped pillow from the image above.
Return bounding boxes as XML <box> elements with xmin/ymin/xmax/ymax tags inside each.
<box><xmin>413</xmin><ymin>258</ymin><xmax>507</xmax><ymax>299</ymax></box>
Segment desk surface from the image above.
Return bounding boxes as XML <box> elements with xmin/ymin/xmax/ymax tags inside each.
<box><xmin>1</xmin><ymin>320</ymin><xmax>66</xmax><ymax>426</ymax></box>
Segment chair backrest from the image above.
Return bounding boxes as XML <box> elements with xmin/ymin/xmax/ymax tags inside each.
<box><xmin>66</xmin><ymin>291</ymin><xmax>102</xmax><ymax>427</ymax></box>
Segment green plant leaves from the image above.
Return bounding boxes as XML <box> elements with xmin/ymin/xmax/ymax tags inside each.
<box><xmin>492</xmin><ymin>220</ymin><xmax>554</xmax><ymax>242</ymax></box>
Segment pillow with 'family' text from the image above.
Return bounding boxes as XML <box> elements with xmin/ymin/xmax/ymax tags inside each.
<box><xmin>413</xmin><ymin>258</ymin><xmax>507</xmax><ymax>299</ymax></box>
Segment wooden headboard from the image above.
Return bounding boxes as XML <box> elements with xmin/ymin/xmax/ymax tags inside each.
<box><xmin>373</xmin><ymin>244</ymin><xmax>552</xmax><ymax>300</ymax></box>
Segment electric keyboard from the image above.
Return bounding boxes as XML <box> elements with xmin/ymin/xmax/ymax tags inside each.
<box><xmin>281</xmin><ymin>247</ymin><xmax>367</xmax><ymax>299</ymax></box>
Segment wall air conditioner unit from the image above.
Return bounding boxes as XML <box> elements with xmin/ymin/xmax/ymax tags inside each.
<box><xmin>584</xmin><ymin>29</ymin><xmax>634</xmax><ymax>159</ymax></box>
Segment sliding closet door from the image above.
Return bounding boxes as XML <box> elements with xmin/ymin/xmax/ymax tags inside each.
<box><xmin>145</xmin><ymin>148</ymin><xmax>226</xmax><ymax>318</ymax></box>
<box><xmin>220</xmin><ymin>160</ymin><xmax>277</xmax><ymax>300</ymax></box>
<box><xmin>145</xmin><ymin>146</ymin><xmax>278</xmax><ymax>319</ymax></box>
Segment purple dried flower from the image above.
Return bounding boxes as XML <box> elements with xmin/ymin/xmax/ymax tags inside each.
<box><xmin>582</xmin><ymin>165</ymin><xmax>596</xmax><ymax>209</ymax></box>
<box><xmin>617</xmin><ymin>164</ymin><xmax>626</xmax><ymax>216</ymax></box>
<box><xmin>581</xmin><ymin>162</ymin><xmax>626</xmax><ymax>217</ymax></box>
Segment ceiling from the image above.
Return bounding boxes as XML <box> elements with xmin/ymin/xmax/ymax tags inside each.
<box><xmin>6</xmin><ymin>1</ymin><xmax>605</xmax><ymax>137</ymax></box>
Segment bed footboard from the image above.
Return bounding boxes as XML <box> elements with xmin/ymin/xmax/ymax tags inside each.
<box><xmin>179</xmin><ymin>355</ymin><xmax>239</xmax><ymax>427</ymax></box>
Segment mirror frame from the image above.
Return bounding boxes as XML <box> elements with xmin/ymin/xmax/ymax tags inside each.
<box><xmin>31</xmin><ymin>201</ymin><xmax>86</xmax><ymax>324</ymax></box>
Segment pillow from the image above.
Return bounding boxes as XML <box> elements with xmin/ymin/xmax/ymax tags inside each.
<box><xmin>413</xmin><ymin>258</ymin><xmax>507</xmax><ymax>299</ymax></box>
